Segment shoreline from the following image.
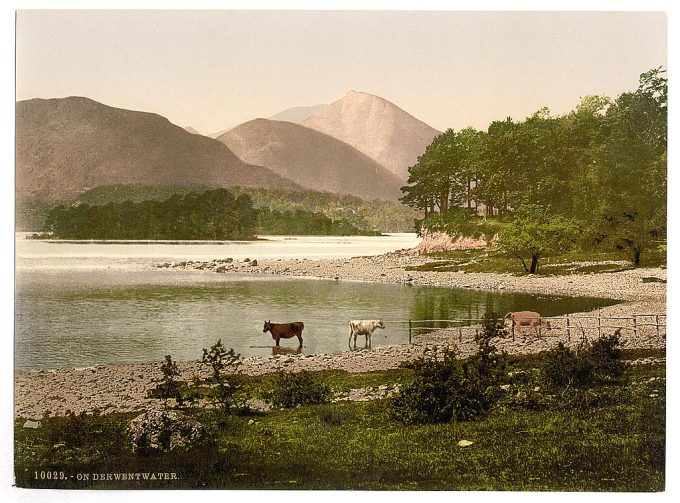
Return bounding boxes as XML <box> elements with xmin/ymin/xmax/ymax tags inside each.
<box><xmin>15</xmin><ymin>251</ymin><xmax>666</xmax><ymax>420</ymax></box>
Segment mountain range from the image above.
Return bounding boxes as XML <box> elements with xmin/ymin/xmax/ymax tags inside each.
<box><xmin>16</xmin><ymin>97</ymin><xmax>300</xmax><ymax>202</ymax></box>
<box><xmin>16</xmin><ymin>91</ymin><xmax>440</xmax><ymax>206</ymax></box>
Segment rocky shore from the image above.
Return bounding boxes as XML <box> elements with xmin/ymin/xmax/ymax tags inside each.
<box><xmin>15</xmin><ymin>250</ymin><xmax>666</xmax><ymax>420</ymax></box>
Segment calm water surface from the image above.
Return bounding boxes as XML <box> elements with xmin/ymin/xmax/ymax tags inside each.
<box><xmin>15</xmin><ymin>235</ymin><xmax>618</xmax><ymax>370</ymax></box>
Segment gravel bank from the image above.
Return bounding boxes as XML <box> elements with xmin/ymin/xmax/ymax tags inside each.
<box><xmin>16</xmin><ymin>251</ymin><xmax>666</xmax><ymax>420</ymax></box>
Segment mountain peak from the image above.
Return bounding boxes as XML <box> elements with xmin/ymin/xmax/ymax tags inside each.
<box><xmin>303</xmin><ymin>92</ymin><xmax>440</xmax><ymax>181</ymax></box>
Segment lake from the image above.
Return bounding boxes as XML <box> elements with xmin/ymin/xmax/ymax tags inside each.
<box><xmin>15</xmin><ymin>234</ymin><xmax>618</xmax><ymax>370</ymax></box>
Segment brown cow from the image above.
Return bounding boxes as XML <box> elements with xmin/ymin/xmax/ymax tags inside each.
<box><xmin>504</xmin><ymin>311</ymin><xmax>551</xmax><ymax>337</ymax></box>
<box><xmin>263</xmin><ymin>320</ymin><xmax>304</xmax><ymax>347</ymax></box>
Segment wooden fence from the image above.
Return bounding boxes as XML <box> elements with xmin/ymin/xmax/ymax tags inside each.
<box><xmin>404</xmin><ymin>313</ymin><xmax>666</xmax><ymax>344</ymax></box>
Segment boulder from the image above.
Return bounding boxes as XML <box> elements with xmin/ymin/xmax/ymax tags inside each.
<box><xmin>127</xmin><ymin>410</ymin><xmax>206</xmax><ymax>454</ymax></box>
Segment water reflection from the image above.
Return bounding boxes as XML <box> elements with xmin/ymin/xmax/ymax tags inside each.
<box><xmin>271</xmin><ymin>346</ymin><xmax>303</xmax><ymax>356</ymax></box>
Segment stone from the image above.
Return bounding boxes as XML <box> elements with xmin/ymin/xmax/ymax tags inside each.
<box><xmin>23</xmin><ymin>420</ymin><xmax>41</xmax><ymax>429</ymax></box>
<box><xmin>127</xmin><ymin>410</ymin><xmax>206</xmax><ymax>454</ymax></box>
<box><xmin>457</xmin><ymin>440</ymin><xmax>474</xmax><ymax>448</ymax></box>
<box><xmin>251</xmin><ymin>260</ymin><xmax>258</xmax><ymax>266</ymax></box>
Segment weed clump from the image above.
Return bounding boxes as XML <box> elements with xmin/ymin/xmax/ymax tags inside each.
<box><xmin>266</xmin><ymin>371</ymin><xmax>332</xmax><ymax>408</ymax></box>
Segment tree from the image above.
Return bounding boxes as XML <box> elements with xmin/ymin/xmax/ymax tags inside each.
<box><xmin>591</xmin><ymin>67</ymin><xmax>667</xmax><ymax>266</ymax></box>
<box><xmin>497</xmin><ymin>204</ymin><xmax>579</xmax><ymax>274</ymax></box>
<box><xmin>400</xmin><ymin>128</ymin><xmax>484</xmax><ymax>218</ymax></box>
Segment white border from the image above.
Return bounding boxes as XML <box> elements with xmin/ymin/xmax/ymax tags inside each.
<box><xmin>3</xmin><ymin>2</ymin><xmax>676</xmax><ymax>503</ymax></box>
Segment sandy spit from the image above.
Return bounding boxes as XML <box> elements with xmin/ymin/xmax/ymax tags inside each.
<box><xmin>15</xmin><ymin>252</ymin><xmax>666</xmax><ymax>420</ymax></box>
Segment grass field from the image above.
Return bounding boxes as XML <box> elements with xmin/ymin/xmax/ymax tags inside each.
<box><xmin>14</xmin><ymin>349</ymin><xmax>665</xmax><ymax>491</ymax></box>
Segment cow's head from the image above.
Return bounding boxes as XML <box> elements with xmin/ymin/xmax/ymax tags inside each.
<box><xmin>377</xmin><ymin>320</ymin><xmax>386</xmax><ymax>329</ymax></box>
<box><xmin>263</xmin><ymin>320</ymin><xmax>271</xmax><ymax>333</ymax></box>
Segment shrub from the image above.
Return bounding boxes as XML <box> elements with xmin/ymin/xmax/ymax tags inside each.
<box><xmin>391</xmin><ymin>313</ymin><xmax>508</xmax><ymax>424</ymax></box>
<box><xmin>201</xmin><ymin>340</ymin><xmax>242</xmax><ymax>415</ymax></box>
<box><xmin>153</xmin><ymin>355</ymin><xmax>184</xmax><ymax>407</ymax></box>
<box><xmin>266</xmin><ymin>371</ymin><xmax>331</xmax><ymax>408</ymax></box>
<box><xmin>466</xmin><ymin>312</ymin><xmax>508</xmax><ymax>387</ymax></box>
<box><xmin>390</xmin><ymin>348</ymin><xmax>490</xmax><ymax>424</ymax></box>
<box><xmin>541</xmin><ymin>333</ymin><xmax>625</xmax><ymax>389</ymax></box>
<box><xmin>585</xmin><ymin>331</ymin><xmax>625</xmax><ymax>381</ymax></box>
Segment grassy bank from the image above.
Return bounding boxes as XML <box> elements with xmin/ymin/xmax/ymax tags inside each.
<box><xmin>409</xmin><ymin>248</ymin><xmax>667</xmax><ymax>276</ymax></box>
<box><xmin>15</xmin><ymin>348</ymin><xmax>665</xmax><ymax>491</ymax></box>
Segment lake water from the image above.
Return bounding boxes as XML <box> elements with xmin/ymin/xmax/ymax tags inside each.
<box><xmin>15</xmin><ymin>234</ymin><xmax>618</xmax><ymax>370</ymax></box>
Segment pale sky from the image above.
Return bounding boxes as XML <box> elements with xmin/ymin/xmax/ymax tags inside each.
<box><xmin>16</xmin><ymin>10</ymin><xmax>666</xmax><ymax>135</ymax></box>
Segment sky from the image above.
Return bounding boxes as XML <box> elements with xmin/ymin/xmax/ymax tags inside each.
<box><xmin>15</xmin><ymin>10</ymin><xmax>666</xmax><ymax>135</ymax></box>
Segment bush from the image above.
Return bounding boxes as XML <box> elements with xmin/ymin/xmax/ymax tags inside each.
<box><xmin>391</xmin><ymin>313</ymin><xmax>508</xmax><ymax>424</ymax></box>
<box><xmin>541</xmin><ymin>332</ymin><xmax>625</xmax><ymax>389</ymax></box>
<box><xmin>466</xmin><ymin>313</ymin><xmax>508</xmax><ymax>387</ymax></box>
<box><xmin>586</xmin><ymin>331</ymin><xmax>625</xmax><ymax>381</ymax></box>
<box><xmin>391</xmin><ymin>348</ymin><xmax>492</xmax><ymax>424</ymax></box>
<box><xmin>152</xmin><ymin>355</ymin><xmax>184</xmax><ymax>407</ymax></box>
<box><xmin>201</xmin><ymin>340</ymin><xmax>242</xmax><ymax>415</ymax></box>
<box><xmin>266</xmin><ymin>371</ymin><xmax>332</xmax><ymax>408</ymax></box>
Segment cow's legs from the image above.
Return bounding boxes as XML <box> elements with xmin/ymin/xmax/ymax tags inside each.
<box><xmin>275</xmin><ymin>337</ymin><xmax>280</xmax><ymax>346</ymax></box>
<box><xmin>297</xmin><ymin>334</ymin><xmax>303</xmax><ymax>346</ymax></box>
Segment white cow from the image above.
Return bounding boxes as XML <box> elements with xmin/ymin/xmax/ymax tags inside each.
<box><xmin>349</xmin><ymin>320</ymin><xmax>386</xmax><ymax>348</ymax></box>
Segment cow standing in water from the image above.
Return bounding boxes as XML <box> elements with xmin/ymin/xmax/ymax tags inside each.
<box><xmin>349</xmin><ymin>320</ymin><xmax>386</xmax><ymax>349</ymax></box>
<box><xmin>263</xmin><ymin>320</ymin><xmax>304</xmax><ymax>347</ymax></box>
<box><xmin>504</xmin><ymin>311</ymin><xmax>551</xmax><ymax>338</ymax></box>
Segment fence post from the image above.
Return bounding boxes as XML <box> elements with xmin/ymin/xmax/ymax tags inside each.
<box><xmin>566</xmin><ymin>315</ymin><xmax>571</xmax><ymax>341</ymax></box>
<box><xmin>538</xmin><ymin>319</ymin><xmax>542</xmax><ymax>340</ymax></box>
<box><xmin>597</xmin><ymin>313</ymin><xmax>601</xmax><ymax>338</ymax></box>
<box><xmin>458</xmin><ymin>327</ymin><xmax>462</xmax><ymax>343</ymax></box>
<box><xmin>511</xmin><ymin>321</ymin><xmax>515</xmax><ymax>341</ymax></box>
<box><xmin>408</xmin><ymin>320</ymin><xmax>412</xmax><ymax>344</ymax></box>
<box><xmin>656</xmin><ymin>314</ymin><xmax>660</xmax><ymax>338</ymax></box>
<box><xmin>633</xmin><ymin>315</ymin><xmax>637</xmax><ymax>338</ymax></box>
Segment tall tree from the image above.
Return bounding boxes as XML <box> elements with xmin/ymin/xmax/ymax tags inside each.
<box><xmin>592</xmin><ymin>67</ymin><xmax>667</xmax><ymax>266</ymax></box>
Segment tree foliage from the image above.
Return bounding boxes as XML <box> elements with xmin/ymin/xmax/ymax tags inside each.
<box><xmin>497</xmin><ymin>205</ymin><xmax>580</xmax><ymax>273</ymax></box>
<box><xmin>401</xmin><ymin>68</ymin><xmax>666</xmax><ymax>267</ymax></box>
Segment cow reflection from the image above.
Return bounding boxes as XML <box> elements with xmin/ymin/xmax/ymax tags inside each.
<box><xmin>272</xmin><ymin>345</ymin><xmax>302</xmax><ymax>356</ymax></box>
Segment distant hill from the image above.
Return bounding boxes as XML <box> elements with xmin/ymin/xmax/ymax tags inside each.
<box><xmin>302</xmin><ymin>90</ymin><xmax>440</xmax><ymax>182</ymax></box>
<box><xmin>183</xmin><ymin>126</ymin><xmax>203</xmax><ymax>135</ymax></box>
<box><xmin>70</xmin><ymin>184</ymin><xmax>420</xmax><ymax>233</ymax></box>
<box><xmin>217</xmin><ymin>118</ymin><xmax>404</xmax><ymax>201</ymax></box>
<box><xmin>268</xmin><ymin>104</ymin><xmax>327</xmax><ymax>123</ymax></box>
<box><xmin>16</xmin><ymin>97</ymin><xmax>300</xmax><ymax>202</ymax></box>
<box><xmin>207</xmin><ymin>105</ymin><xmax>327</xmax><ymax>138</ymax></box>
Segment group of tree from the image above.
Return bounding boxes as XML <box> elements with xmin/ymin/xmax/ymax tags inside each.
<box><xmin>258</xmin><ymin>207</ymin><xmax>379</xmax><ymax>236</ymax></box>
<box><xmin>400</xmin><ymin>68</ymin><xmax>667</xmax><ymax>270</ymax></box>
<box><xmin>42</xmin><ymin>188</ymin><xmax>376</xmax><ymax>240</ymax></box>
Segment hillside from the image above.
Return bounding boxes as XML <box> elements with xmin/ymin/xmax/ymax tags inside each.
<box><xmin>268</xmin><ymin>104</ymin><xmax>327</xmax><ymax>123</ymax></box>
<box><xmin>16</xmin><ymin>97</ymin><xmax>300</xmax><ymax>202</ymax></box>
<box><xmin>69</xmin><ymin>184</ymin><xmax>420</xmax><ymax>233</ymax></box>
<box><xmin>302</xmin><ymin>91</ymin><xmax>440</xmax><ymax>182</ymax></box>
<box><xmin>217</xmin><ymin>118</ymin><xmax>404</xmax><ymax>201</ymax></box>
